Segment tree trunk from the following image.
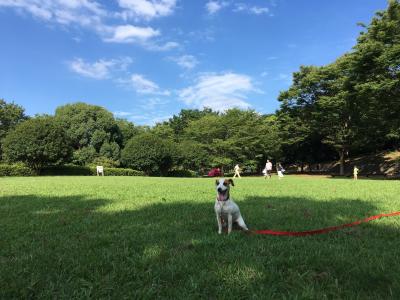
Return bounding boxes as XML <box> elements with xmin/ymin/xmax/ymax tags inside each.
<box><xmin>339</xmin><ymin>149</ymin><xmax>345</xmax><ymax>176</ymax></box>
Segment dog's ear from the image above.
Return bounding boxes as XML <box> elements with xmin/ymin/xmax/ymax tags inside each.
<box><xmin>215</xmin><ymin>179</ymin><xmax>219</xmax><ymax>185</ymax></box>
<box><xmin>228</xmin><ymin>179</ymin><xmax>234</xmax><ymax>186</ymax></box>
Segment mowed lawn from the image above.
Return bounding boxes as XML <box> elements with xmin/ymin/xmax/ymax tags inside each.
<box><xmin>1</xmin><ymin>176</ymin><xmax>399</xmax><ymax>299</ymax></box>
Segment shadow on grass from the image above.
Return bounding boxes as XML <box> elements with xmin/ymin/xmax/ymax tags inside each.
<box><xmin>1</xmin><ymin>194</ymin><xmax>399</xmax><ymax>299</ymax></box>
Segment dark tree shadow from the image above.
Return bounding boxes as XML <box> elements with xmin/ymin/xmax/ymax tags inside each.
<box><xmin>1</xmin><ymin>194</ymin><xmax>399</xmax><ymax>299</ymax></box>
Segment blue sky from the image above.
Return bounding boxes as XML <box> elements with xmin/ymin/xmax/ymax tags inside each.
<box><xmin>0</xmin><ymin>0</ymin><xmax>389</xmax><ymax>125</ymax></box>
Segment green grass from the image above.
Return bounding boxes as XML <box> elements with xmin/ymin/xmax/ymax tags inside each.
<box><xmin>1</xmin><ymin>176</ymin><xmax>399</xmax><ymax>299</ymax></box>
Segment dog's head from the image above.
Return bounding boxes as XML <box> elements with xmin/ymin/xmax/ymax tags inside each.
<box><xmin>215</xmin><ymin>178</ymin><xmax>234</xmax><ymax>201</ymax></box>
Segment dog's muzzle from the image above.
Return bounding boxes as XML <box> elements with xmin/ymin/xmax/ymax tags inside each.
<box><xmin>217</xmin><ymin>190</ymin><xmax>228</xmax><ymax>201</ymax></box>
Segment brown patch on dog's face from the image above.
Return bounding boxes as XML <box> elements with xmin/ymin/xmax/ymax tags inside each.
<box><xmin>223</xmin><ymin>179</ymin><xmax>234</xmax><ymax>186</ymax></box>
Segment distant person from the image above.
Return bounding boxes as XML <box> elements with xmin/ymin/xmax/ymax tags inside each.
<box><xmin>264</xmin><ymin>160</ymin><xmax>273</xmax><ymax>179</ymax></box>
<box><xmin>353</xmin><ymin>166</ymin><xmax>359</xmax><ymax>180</ymax></box>
<box><xmin>277</xmin><ymin>162</ymin><xmax>285</xmax><ymax>179</ymax></box>
<box><xmin>233</xmin><ymin>164</ymin><xmax>241</xmax><ymax>178</ymax></box>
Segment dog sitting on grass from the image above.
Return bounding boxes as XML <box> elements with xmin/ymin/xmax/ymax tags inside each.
<box><xmin>215</xmin><ymin>178</ymin><xmax>248</xmax><ymax>234</ymax></box>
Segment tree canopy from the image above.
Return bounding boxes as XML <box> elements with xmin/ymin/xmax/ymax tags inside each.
<box><xmin>2</xmin><ymin>116</ymin><xmax>71</xmax><ymax>170</ymax></box>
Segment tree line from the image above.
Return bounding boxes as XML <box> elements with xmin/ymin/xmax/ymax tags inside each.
<box><xmin>1</xmin><ymin>0</ymin><xmax>399</xmax><ymax>175</ymax></box>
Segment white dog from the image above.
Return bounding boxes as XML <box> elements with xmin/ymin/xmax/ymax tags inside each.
<box><xmin>214</xmin><ymin>178</ymin><xmax>248</xmax><ymax>234</ymax></box>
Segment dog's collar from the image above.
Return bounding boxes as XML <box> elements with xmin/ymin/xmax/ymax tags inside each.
<box><xmin>217</xmin><ymin>197</ymin><xmax>229</xmax><ymax>202</ymax></box>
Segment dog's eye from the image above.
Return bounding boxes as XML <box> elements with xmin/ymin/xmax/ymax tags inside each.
<box><xmin>223</xmin><ymin>182</ymin><xmax>227</xmax><ymax>186</ymax></box>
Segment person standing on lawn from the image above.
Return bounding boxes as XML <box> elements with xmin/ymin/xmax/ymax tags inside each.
<box><xmin>264</xmin><ymin>160</ymin><xmax>273</xmax><ymax>179</ymax></box>
<box><xmin>233</xmin><ymin>164</ymin><xmax>241</xmax><ymax>178</ymax></box>
<box><xmin>353</xmin><ymin>165</ymin><xmax>359</xmax><ymax>180</ymax></box>
<box><xmin>277</xmin><ymin>162</ymin><xmax>285</xmax><ymax>179</ymax></box>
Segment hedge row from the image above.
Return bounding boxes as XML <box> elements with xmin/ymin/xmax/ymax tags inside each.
<box><xmin>166</xmin><ymin>169</ymin><xmax>197</xmax><ymax>177</ymax></box>
<box><xmin>0</xmin><ymin>164</ymin><xmax>36</xmax><ymax>176</ymax></box>
<box><xmin>41</xmin><ymin>165</ymin><xmax>144</xmax><ymax>176</ymax></box>
<box><xmin>0</xmin><ymin>164</ymin><xmax>144</xmax><ymax>177</ymax></box>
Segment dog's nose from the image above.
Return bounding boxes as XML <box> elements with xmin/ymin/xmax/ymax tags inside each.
<box><xmin>217</xmin><ymin>187</ymin><xmax>222</xmax><ymax>193</ymax></box>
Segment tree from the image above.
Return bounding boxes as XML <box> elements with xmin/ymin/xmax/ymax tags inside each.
<box><xmin>99</xmin><ymin>141</ymin><xmax>120</xmax><ymax>162</ymax></box>
<box><xmin>121</xmin><ymin>133</ymin><xmax>175</xmax><ymax>175</ymax></box>
<box><xmin>164</xmin><ymin>108</ymin><xmax>218</xmax><ymax>137</ymax></box>
<box><xmin>0</xmin><ymin>99</ymin><xmax>27</xmax><ymax>158</ymax></box>
<box><xmin>2</xmin><ymin>116</ymin><xmax>71</xmax><ymax>170</ymax></box>
<box><xmin>349</xmin><ymin>0</ymin><xmax>400</xmax><ymax>150</ymax></box>
<box><xmin>115</xmin><ymin>118</ymin><xmax>142</xmax><ymax>147</ymax></box>
<box><xmin>72</xmin><ymin>146</ymin><xmax>97</xmax><ymax>166</ymax></box>
<box><xmin>55</xmin><ymin>102</ymin><xmax>119</xmax><ymax>154</ymax></box>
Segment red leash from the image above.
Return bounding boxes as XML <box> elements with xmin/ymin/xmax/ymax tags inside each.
<box><xmin>252</xmin><ymin>211</ymin><xmax>400</xmax><ymax>236</ymax></box>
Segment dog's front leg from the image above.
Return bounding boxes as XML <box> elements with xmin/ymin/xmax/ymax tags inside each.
<box><xmin>216</xmin><ymin>212</ymin><xmax>222</xmax><ymax>234</ymax></box>
<box><xmin>227</xmin><ymin>214</ymin><xmax>233</xmax><ymax>234</ymax></box>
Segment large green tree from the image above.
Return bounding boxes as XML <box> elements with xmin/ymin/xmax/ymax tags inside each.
<box><xmin>0</xmin><ymin>99</ymin><xmax>27</xmax><ymax>158</ymax></box>
<box><xmin>121</xmin><ymin>133</ymin><xmax>175</xmax><ymax>175</ymax></box>
<box><xmin>2</xmin><ymin>116</ymin><xmax>71</xmax><ymax>170</ymax></box>
<box><xmin>55</xmin><ymin>102</ymin><xmax>121</xmax><ymax>164</ymax></box>
<box><xmin>349</xmin><ymin>0</ymin><xmax>400</xmax><ymax>150</ymax></box>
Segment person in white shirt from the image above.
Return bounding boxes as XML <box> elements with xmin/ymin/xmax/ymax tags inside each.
<box><xmin>277</xmin><ymin>162</ymin><xmax>285</xmax><ymax>179</ymax></box>
<box><xmin>233</xmin><ymin>164</ymin><xmax>241</xmax><ymax>178</ymax></box>
<box><xmin>264</xmin><ymin>160</ymin><xmax>273</xmax><ymax>179</ymax></box>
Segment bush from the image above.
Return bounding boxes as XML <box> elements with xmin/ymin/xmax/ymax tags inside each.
<box><xmin>166</xmin><ymin>169</ymin><xmax>197</xmax><ymax>177</ymax></box>
<box><xmin>72</xmin><ymin>146</ymin><xmax>97</xmax><ymax>166</ymax></box>
<box><xmin>121</xmin><ymin>133</ymin><xmax>175</xmax><ymax>175</ymax></box>
<box><xmin>41</xmin><ymin>165</ymin><xmax>144</xmax><ymax>176</ymax></box>
<box><xmin>2</xmin><ymin>116</ymin><xmax>72</xmax><ymax>170</ymax></box>
<box><xmin>99</xmin><ymin>167</ymin><xmax>144</xmax><ymax>176</ymax></box>
<box><xmin>41</xmin><ymin>165</ymin><xmax>93</xmax><ymax>176</ymax></box>
<box><xmin>0</xmin><ymin>163</ymin><xmax>36</xmax><ymax>176</ymax></box>
<box><xmin>90</xmin><ymin>156</ymin><xmax>120</xmax><ymax>168</ymax></box>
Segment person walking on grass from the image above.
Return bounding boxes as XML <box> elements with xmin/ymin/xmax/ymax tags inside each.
<box><xmin>277</xmin><ymin>162</ymin><xmax>285</xmax><ymax>179</ymax></box>
<box><xmin>353</xmin><ymin>165</ymin><xmax>359</xmax><ymax>180</ymax></box>
<box><xmin>264</xmin><ymin>160</ymin><xmax>273</xmax><ymax>179</ymax></box>
<box><xmin>233</xmin><ymin>164</ymin><xmax>241</xmax><ymax>178</ymax></box>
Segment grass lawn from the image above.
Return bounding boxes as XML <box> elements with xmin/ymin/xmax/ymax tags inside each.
<box><xmin>1</xmin><ymin>176</ymin><xmax>399</xmax><ymax>299</ymax></box>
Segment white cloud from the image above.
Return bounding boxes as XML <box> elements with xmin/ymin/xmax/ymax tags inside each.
<box><xmin>0</xmin><ymin>0</ymin><xmax>173</xmax><ymax>46</ymax></box>
<box><xmin>0</xmin><ymin>0</ymin><xmax>107</xmax><ymax>29</ymax></box>
<box><xmin>140</xmin><ymin>97</ymin><xmax>170</xmax><ymax>109</ymax></box>
<box><xmin>117</xmin><ymin>0</ymin><xmax>176</xmax><ymax>20</ymax></box>
<box><xmin>145</xmin><ymin>41</ymin><xmax>180</xmax><ymax>51</ymax></box>
<box><xmin>170</xmin><ymin>55</ymin><xmax>199</xmax><ymax>70</ymax></box>
<box><xmin>206</xmin><ymin>0</ymin><xmax>230</xmax><ymax>15</ymax></box>
<box><xmin>103</xmin><ymin>25</ymin><xmax>159</xmax><ymax>43</ymax></box>
<box><xmin>118</xmin><ymin>0</ymin><xmax>176</xmax><ymax>20</ymax></box>
<box><xmin>206</xmin><ymin>1</ymin><xmax>222</xmax><ymax>15</ymax></box>
<box><xmin>128</xmin><ymin>74</ymin><xmax>170</xmax><ymax>95</ymax></box>
<box><xmin>68</xmin><ymin>57</ymin><xmax>133</xmax><ymax>79</ymax></box>
<box><xmin>179</xmin><ymin>72</ymin><xmax>258</xmax><ymax>111</ymax></box>
<box><xmin>250</xmin><ymin>6</ymin><xmax>269</xmax><ymax>15</ymax></box>
<box><xmin>233</xmin><ymin>3</ymin><xmax>269</xmax><ymax>15</ymax></box>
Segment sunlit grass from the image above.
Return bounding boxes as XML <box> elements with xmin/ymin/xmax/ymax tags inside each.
<box><xmin>1</xmin><ymin>176</ymin><xmax>399</xmax><ymax>298</ymax></box>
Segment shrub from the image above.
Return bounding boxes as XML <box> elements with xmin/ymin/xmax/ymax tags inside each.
<box><xmin>72</xmin><ymin>146</ymin><xmax>97</xmax><ymax>166</ymax></box>
<box><xmin>41</xmin><ymin>165</ymin><xmax>144</xmax><ymax>176</ymax></box>
<box><xmin>41</xmin><ymin>165</ymin><xmax>93</xmax><ymax>176</ymax></box>
<box><xmin>166</xmin><ymin>169</ymin><xmax>197</xmax><ymax>177</ymax></box>
<box><xmin>121</xmin><ymin>133</ymin><xmax>175</xmax><ymax>175</ymax></box>
<box><xmin>0</xmin><ymin>163</ymin><xmax>36</xmax><ymax>176</ymax></box>
<box><xmin>2</xmin><ymin>116</ymin><xmax>72</xmax><ymax>170</ymax></box>
<box><xmin>99</xmin><ymin>167</ymin><xmax>144</xmax><ymax>176</ymax></box>
<box><xmin>90</xmin><ymin>156</ymin><xmax>120</xmax><ymax>168</ymax></box>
